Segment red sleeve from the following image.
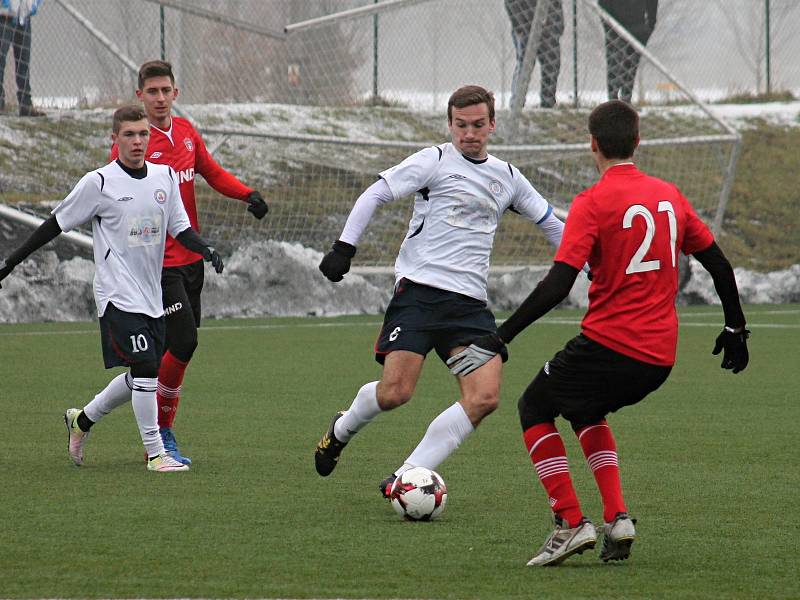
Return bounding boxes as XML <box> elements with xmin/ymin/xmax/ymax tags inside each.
<box><xmin>193</xmin><ymin>129</ymin><xmax>253</xmax><ymax>201</ymax></box>
<box><xmin>108</xmin><ymin>144</ymin><xmax>119</xmax><ymax>162</ymax></box>
<box><xmin>554</xmin><ymin>191</ymin><xmax>598</xmax><ymax>270</ymax></box>
<box><xmin>678</xmin><ymin>191</ymin><xmax>714</xmax><ymax>255</ymax></box>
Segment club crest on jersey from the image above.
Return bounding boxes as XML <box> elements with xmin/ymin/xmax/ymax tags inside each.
<box><xmin>150</xmin><ymin>152</ymin><xmax>162</xmax><ymax>159</ymax></box>
<box><xmin>489</xmin><ymin>179</ymin><xmax>503</xmax><ymax>195</ymax></box>
<box><xmin>153</xmin><ymin>189</ymin><xmax>167</xmax><ymax>204</ymax></box>
<box><xmin>183</xmin><ymin>137</ymin><xmax>194</xmax><ymax>151</ymax></box>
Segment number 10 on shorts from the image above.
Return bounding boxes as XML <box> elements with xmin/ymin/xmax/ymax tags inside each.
<box><xmin>130</xmin><ymin>334</ymin><xmax>149</xmax><ymax>352</ymax></box>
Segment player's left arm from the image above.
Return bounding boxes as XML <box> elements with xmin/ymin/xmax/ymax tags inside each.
<box><xmin>193</xmin><ymin>130</ymin><xmax>268</xmax><ymax>219</ymax></box>
<box><xmin>509</xmin><ymin>169</ymin><xmax>565</xmax><ymax>248</ymax></box>
<box><xmin>512</xmin><ymin>171</ymin><xmax>593</xmax><ymax>278</ymax></box>
<box><xmin>692</xmin><ymin>241</ymin><xmax>749</xmax><ymax>374</ymax></box>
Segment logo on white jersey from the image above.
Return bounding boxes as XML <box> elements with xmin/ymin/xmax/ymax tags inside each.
<box><xmin>489</xmin><ymin>179</ymin><xmax>503</xmax><ymax>195</ymax></box>
<box><xmin>178</xmin><ymin>168</ymin><xmax>195</xmax><ymax>184</ymax></box>
<box><xmin>117</xmin><ymin>196</ymin><xmax>133</xmax><ymax>202</ymax></box>
<box><xmin>389</xmin><ymin>327</ymin><xmax>401</xmax><ymax>342</ymax></box>
<box><xmin>183</xmin><ymin>137</ymin><xmax>194</xmax><ymax>151</ymax></box>
<box><xmin>128</xmin><ymin>215</ymin><xmax>163</xmax><ymax>247</ymax></box>
<box><xmin>153</xmin><ymin>189</ymin><xmax>167</xmax><ymax>204</ymax></box>
<box><xmin>150</xmin><ymin>152</ymin><xmax>162</xmax><ymax>159</ymax></box>
<box><xmin>448</xmin><ymin>173</ymin><xmax>467</xmax><ymax>180</ymax></box>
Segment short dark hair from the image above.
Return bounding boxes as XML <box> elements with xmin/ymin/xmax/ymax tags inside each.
<box><xmin>447</xmin><ymin>85</ymin><xmax>495</xmax><ymax>123</ymax></box>
<box><xmin>138</xmin><ymin>60</ymin><xmax>175</xmax><ymax>90</ymax></box>
<box><xmin>588</xmin><ymin>100</ymin><xmax>639</xmax><ymax>159</ymax></box>
<box><xmin>113</xmin><ymin>105</ymin><xmax>147</xmax><ymax>133</ymax></box>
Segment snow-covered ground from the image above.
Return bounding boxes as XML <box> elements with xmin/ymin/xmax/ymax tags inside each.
<box><xmin>0</xmin><ymin>100</ymin><xmax>798</xmax><ymax>323</ymax></box>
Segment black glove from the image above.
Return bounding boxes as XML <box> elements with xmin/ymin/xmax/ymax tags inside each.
<box><xmin>246</xmin><ymin>191</ymin><xmax>269</xmax><ymax>220</ymax></box>
<box><xmin>202</xmin><ymin>247</ymin><xmax>224</xmax><ymax>274</ymax></box>
<box><xmin>319</xmin><ymin>240</ymin><xmax>356</xmax><ymax>282</ymax></box>
<box><xmin>712</xmin><ymin>327</ymin><xmax>750</xmax><ymax>374</ymax></box>
<box><xmin>0</xmin><ymin>259</ymin><xmax>13</xmax><ymax>289</ymax></box>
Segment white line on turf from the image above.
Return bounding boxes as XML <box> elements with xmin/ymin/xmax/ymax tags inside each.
<box><xmin>0</xmin><ymin>318</ymin><xmax>797</xmax><ymax>338</ymax></box>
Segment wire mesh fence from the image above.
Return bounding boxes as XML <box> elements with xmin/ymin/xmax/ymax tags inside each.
<box><xmin>2</xmin><ymin>0</ymin><xmax>793</xmax><ymax>267</ymax></box>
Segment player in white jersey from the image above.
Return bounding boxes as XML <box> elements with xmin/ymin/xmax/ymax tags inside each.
<box><xmin>0</xmin><ymin>106</ymin><xmax>224</xmax><ymax>472</ymax></box>
<box><xmin>314</xmin><ymin>85</ymin><xmax>569</xmax><ymax>497</ymax></box>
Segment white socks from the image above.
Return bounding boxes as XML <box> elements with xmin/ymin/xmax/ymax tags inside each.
<box><xmin>334</xmin><ymin>381</ymin><xmax>380</xmax><ymax>443</ymax></box>
<box><xmin>129</xmin><ymin>377</ymin><xmax>163</xmax><ymax>458</ymax></box>
<box><xmin>83</xmin><ymin>372</ymin><xmax>133</xmax><ymax>423</ymax></box>
<box><xmin>398</xmin><ymin>402</ymin><xmax>474</xmax><ymax>475</ymax></box>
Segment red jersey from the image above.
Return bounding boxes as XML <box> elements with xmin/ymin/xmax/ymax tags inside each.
<box><xmin>555</xmin><ymin>163</ymin><xmax>714</xmax><ymax>366</ymax></box>
<box><xmin>110</xmin><ymin>116</ymin><xmax>252</xmax><ymax>267</ymax></box>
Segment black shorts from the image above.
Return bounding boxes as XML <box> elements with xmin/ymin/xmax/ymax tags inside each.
<box><xmin>162</xmin><ymin>259</ymin><xmax>204</xmax><ymax>330</ymax></box>
<box><xmin>518</xmin><ymin>334</ymin><xmax>671</xmax><ymax>430</ymax></box>
<box><xmin>374</xmin><ymin>278</ymin><xmax>506</xmax><ymax>365</ymax></box>
<box><xmin>99</xmin><ymin>302</ymin><xmax>166</xmax><ymax>369</ymax></box>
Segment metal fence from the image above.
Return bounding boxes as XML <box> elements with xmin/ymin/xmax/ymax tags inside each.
<box><xmin>16</xmin><ymin>0</ymin><xmax>800</xmax><ymax>110</ymax></box>
<box><xmin>3</xmin><ymin>0</ymin><xmax>792</xmax><ymax>267</ymax></box>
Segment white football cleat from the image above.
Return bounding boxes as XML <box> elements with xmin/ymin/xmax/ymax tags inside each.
<box><xmin>147</xmin><ymin>453</ymin><xmax>190</xmax><ymax>472</ymax></box>
<box><xmin>527</xmin><ymin>516</ymin><xmax>597</xmax><ymax>566</ymax></box>
<box><xmin>64</xmin><ymin>408</ymin><xmax>89</xmax><ymax>466</ymax></box>
<box><xmin>600</xmin><ymin>512</ymin><xmax>636</xmax><ymax>562</ymax></box>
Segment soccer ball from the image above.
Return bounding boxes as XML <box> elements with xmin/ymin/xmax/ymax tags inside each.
<box><xmin>390</xmin><ymin>467</ymin><xmax>447</xmax><ymax>521</ymax></box>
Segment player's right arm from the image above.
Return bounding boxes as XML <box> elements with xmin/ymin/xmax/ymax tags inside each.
<box><xmin>319</xmin><ymin>146</ymin><xmax>440</xmax><ymax>283</ymax></box>
<box><xmin>0</xmin><ymin>172</ymin><xmax>101</xmax><ymax>288</ymax></box>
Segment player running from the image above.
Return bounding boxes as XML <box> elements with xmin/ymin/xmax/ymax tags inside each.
<box><xmin>447</xmin><ymin>100</ymin><xmax>750</xmax><ymax>566</ymax></box>
<box><xmin>314</xmin><ymin>85</ymin><xmax>570</xmax><ymax>497</ymax></box>
<box><xmin>109</xmin><ymin>60</ymin><xmax>269</xmax><ymax>465</ymax></box>
<box><xmin>0</xmin><ymin>106</ymin><xmax>225</xmax><ymax>471</ymax></box>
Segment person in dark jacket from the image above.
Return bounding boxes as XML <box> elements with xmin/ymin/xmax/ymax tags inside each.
<box><xmin>505</xmin><ymin>0</ymin><xmax>564</xmax><ymax>108</ymax></box>
<box><xmin>599</xmin><ymin>0</ymin><xmax>658</xmax><ymax>103</ymax></box>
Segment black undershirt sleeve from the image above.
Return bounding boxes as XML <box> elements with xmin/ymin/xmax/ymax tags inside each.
<box><xmin>174</xmin><ymin>227</ymin><xmax>211</xmax><ymax>259</ymax></box>
<box><xmin>691</xmin><ymin>241</ymin><xmax>746</xmax><ymax>328</ymax></box>
<box><xmin>5</xmin><ymin>216</ymin><xmax>63</xmax><ymax>267</ymax></box>
<box><xmin>497</xmin><ymin>261</ymin><xmax>580</xmax><ymax>344</ymax></box>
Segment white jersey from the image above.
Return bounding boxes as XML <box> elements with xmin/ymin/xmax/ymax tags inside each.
<box><xmin>52</xmin><ymin>160</ymin><xmax>191</xmax><ymax>318</ymax></box>
<box><xmin>380</xmin><ymin>142</ymin><xmax>553</xmax><ymax>302</ymax></box>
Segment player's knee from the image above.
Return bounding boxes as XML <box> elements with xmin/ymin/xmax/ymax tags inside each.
<box><xmin>464</xmin><ymin>389</ymin><xmax>499</xmax><ymax>418</ymax></box>
<box><xmin>169</xmin><ymin>333</ymin><xmax>198</xmax><ymax>362</ymax></box>
<box><xmin>130</xmin><ymin>361</ymin><xmax>159</xmax><ymax>379</ymax></box>
<box><xmin>376</xmin><ymin>381</ymin><xmax>414</xmax><ymax>410</ymax></box>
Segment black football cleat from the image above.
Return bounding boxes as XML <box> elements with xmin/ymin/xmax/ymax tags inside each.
<box><xmin>314</xmin><ymin>412</ymin><xmax>347</xmax><ymax>476</ymax></box>
<box><xmin>379</xmin><ymin>474</ymin><xmax>397</xmax><ymax>499</ymax></box>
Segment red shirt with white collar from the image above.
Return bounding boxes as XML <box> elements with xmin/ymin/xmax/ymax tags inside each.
<box><xmin>111</xmin><ymin>116</ymin><xmax>252</xmax><ymax>267</ymax></box>
<box><xmin>555</xmin><ymin>163</ymin><xmax>714</xmax><ymax>366</ymax></box>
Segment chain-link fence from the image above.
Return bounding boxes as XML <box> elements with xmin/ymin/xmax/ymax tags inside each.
<box><xmin>16</xmin><ymin>0</ymin><xmax>800</xmax><ymax>110</ymax></box>
<box><xmin>2</xmin><ymin>0</ymin><xmax>793</xmax><ymax>267</ymax></box>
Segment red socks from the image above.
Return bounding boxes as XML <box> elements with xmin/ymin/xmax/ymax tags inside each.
<box><xmin>523</xmin><ymin>422</ymin><xmax>583</xmax><ymax>528</ymax></box>
<box><xmin>576</xmin><ymin>419</ymin><xmax>626</xmax><ymax>523</ymax></box>
<box><xmin>156</xmin><ymin>351</ymin><xmax>189</xmax><ymax>429</ymax></box>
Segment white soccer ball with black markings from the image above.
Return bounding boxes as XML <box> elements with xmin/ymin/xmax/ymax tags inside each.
<box><xmin>390</xmin><ymin>467</ymin><xmax>447</xmax><ymax>521</ymax></box>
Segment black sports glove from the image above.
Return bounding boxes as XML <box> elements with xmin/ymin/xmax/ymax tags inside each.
<box><xmin>0</xmin><ymin>259</ymin><xmax>13</xmax><ymax>289</ymax></box>
<box><xmin>712</xmin><ymin>327</ymin><xmax>750</xmax><ymax>374</ymax></box>
<box><xmin>319</xmin><ymin>240</ymin><xmax>356</xmax><ymax>282</ymax></box>
<box><xmin>246</xmin><ymin>191</ymin><xmax>269</xmax><ymax>220</ymax></box>
<box><xmin>202</xmin><ymin>247</ymin><xmax>224</xmax><ymax>274</ymax></box>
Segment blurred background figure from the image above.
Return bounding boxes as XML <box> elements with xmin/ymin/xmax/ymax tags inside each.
<box><xmin>600</xmin><ymin>0</ymin><xmax>658</xmax><ymax>103</ymax></box>
<box><xmin>0</xmin><ymin>0</ymin><xmax>44</xmax><ymax>116</ymax></box>
<box><xmin>505</xmin><ymin>0</ymin><xmax>564</xmax><ymax>108</ymax></box>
